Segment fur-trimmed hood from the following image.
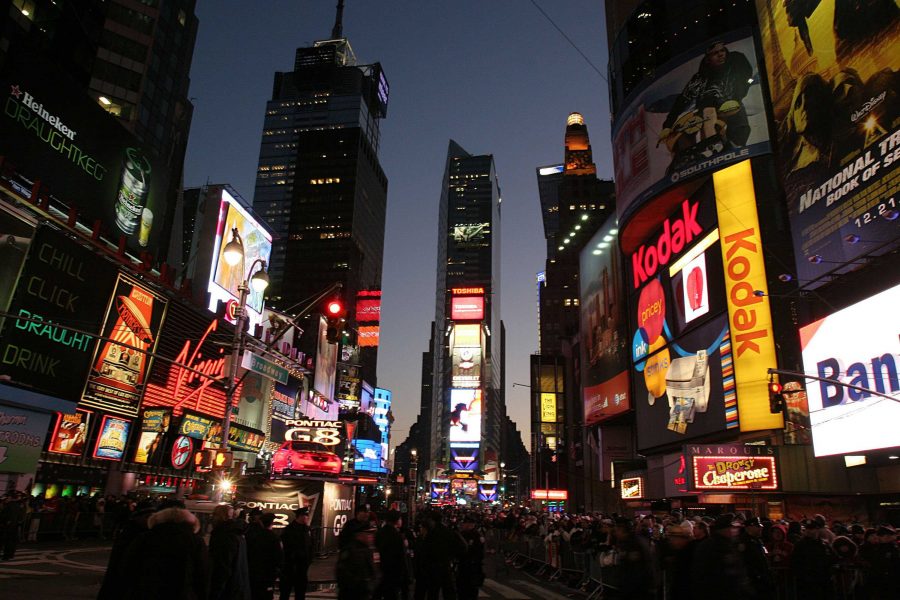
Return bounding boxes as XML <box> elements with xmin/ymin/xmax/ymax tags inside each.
<box><xmin>148</xmin><ymin>507</ymin><xmax>200</xmax><ymax>533</ymax></box>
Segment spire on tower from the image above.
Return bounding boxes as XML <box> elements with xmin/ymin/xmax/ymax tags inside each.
<box><xmin>332</xmin><ymin>0</ymin><xmax>345</xmax><ymax>40</ymax></box>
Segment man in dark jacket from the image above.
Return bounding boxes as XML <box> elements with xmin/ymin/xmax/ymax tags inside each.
<box><xmin>98</xmin><ymin>505</ymin><xmax>154</xmax><ymax>600</ymax></box>
<box><xmin>375</xmin><ymin>510</ymin><xmax>408</xmax><ymax>600</ymax></box>
<box><xmin>612</xmin><ymin>517</ymin><xmax>656</xmax><ymax>600</ymax></box>
<box><xmin>791</xmin><ymin>520</ymin><xmax>837</xmax><ymax>600</ymax></box>
<box><xmin>209</xmin><ymin>504</ymin><xmax>251</xmax><ymax>600</ymax></box>
<box><xmin>0</xmin><ymin>492</ymin><xmax>25</xmax><ymax>560</ymax></box>
<box><xmin>737</xmin><ymin>517</ymin><xmax>774</xmax><ymax>598</ymax></box>
<box><xmin>280</xmin><ymin>508</ymin><xmax>314</xmax><ymax>600</ymax></box>
<box><xmin>418</xmin><ymin>513</ymin><xmax>466</xmax><ymax>600</ymax></box>
<box><xmin>337</xmin><ymin>526</ymin><xmax>378</xmax><ymax>600</ymax></box>
<box><xmin>246</xmin><ymin>513</ymin><xmax>283</xmax><ymax>600</ymax></box>
<box><xmin>121</xmin><ymin>506</ymin><xmax>209</xmax><ymax>600</ymax></box>
<box><xmin>456</xmin><ymin>516</ymin><xmax>485</xmax><ymax>600</ymax></box>
<box><xmin>690</xmin><ymin>514</ymin><xmax>754</xmax><ymax>600</ymax></box>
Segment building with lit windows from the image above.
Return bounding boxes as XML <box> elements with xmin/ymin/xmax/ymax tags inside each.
<box><xmin>251</xmin><ymin>16</ymin><xmax>388</xmax><ymax>330</ymax></box>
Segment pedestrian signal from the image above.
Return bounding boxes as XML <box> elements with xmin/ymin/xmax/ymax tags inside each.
<box><xmin>214</xmin><ymin>450</ymin><xmax>234</xmax><ymax>469</ymax></box>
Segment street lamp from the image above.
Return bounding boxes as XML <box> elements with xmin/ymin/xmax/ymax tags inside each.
<box><xmin>410</xmin><ymin>449</ymin><xmax>418</xmax><ymax>518</ymax></box>
<box><xmin>220</xmin><ymin>227</ymin><xmax>269</xmax><ymax>465</ymax></box>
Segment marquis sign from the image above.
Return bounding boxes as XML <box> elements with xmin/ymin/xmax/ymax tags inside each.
<box><xmin>688</xmin><ymin>444</ymin><xmax>779</xmax><ymax>491</ymax></box>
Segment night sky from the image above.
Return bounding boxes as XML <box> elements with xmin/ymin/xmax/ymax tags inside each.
<box><xmin>183</xmin><ymin>1</ymin><xmax>613</xmax><ymax>454</ymax></box>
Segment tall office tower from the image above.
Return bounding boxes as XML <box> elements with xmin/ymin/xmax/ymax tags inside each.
<box><xmin>430</xmin><ymin>140</ymin><xmax>503</xmax><ymax>483</ymax></box>
<box><xmin>537</xmin><ymin>113</ymin><xmax>614</xmax><ymax>355</ymax></box>
<box><xmin>252</xmin><ymin>8</ymin><xmax>389</xmax><ymax>380</ymax></box>
<box><xmin>1</xmin><ymin>0</ymin><xmax>199</xmax><ymax>262</ymax></box>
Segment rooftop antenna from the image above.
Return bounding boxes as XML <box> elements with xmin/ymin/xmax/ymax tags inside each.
<box><xmin>331</xmin><ymin>0</ymin><xmax>344</xmax><ymax>39</ymax></box>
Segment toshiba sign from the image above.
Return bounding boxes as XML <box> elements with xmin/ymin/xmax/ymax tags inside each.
<box><xmin>631</xmin><ymin>199</ymin><xmax>703</xmax><ymax>289</ymax></box>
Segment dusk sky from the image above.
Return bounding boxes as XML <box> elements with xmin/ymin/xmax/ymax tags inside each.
<box><xmin>183</xmin><ymin>1</ymin><xmax>614</xmax><ymax>453</ymax></box>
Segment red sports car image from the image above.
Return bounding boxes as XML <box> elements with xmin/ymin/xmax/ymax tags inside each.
<box><xmin>271</xmin><ymin>441</ymin><xmax>342</xmax><ymax>475</ymax></box>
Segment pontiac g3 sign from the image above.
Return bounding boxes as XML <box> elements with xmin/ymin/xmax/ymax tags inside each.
<box><xmin>688</xmin><ymin>444</ymin><xmax>779</xmax><ymax>491</ymax></box>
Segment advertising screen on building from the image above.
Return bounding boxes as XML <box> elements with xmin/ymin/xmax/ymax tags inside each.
<box><xmin>350</xmin><ymin>385</ymin><xmax>387</xmax><ymax>474</ymax></box>
<box><xmin>450</xmin><ymin>447</ymin><xmax>479</xmax><ymax>473</ymax></box>
<box><xmin>335</xmin><ymin>364</ymin><xmax>361</xmax><ymax>410</ymax></box>
<box><xmin>0</xmin><ymin>50</ymin><xmax>170</xmax><ymax>259</ymax></box>
<box><xmin>133</xmin><ymin>407</ymin><xmax>171</xmax><ymax>465</ymax></box>
<box><xmin>477</xmin><ymin>480</ymin><xmax>498</xmax><ymax>502</ymax></box>
<box><xmin>580</xmin><ymin>215</ymin><xmax>631</xmax><ymax>425</ymax></box>
<box><xmin>355</xmin><ymin>291</ymin><xmax>382</xmax><ymax>324</ymax></box>
<box><xmin>688</xmin><ymin>445</ymin><xmax>779</xmax><ymax>491</ymax></box>
<box><xmin>611</xmin><ymin>29</ymin><xmax>770</xmax><ymax>222</ymax></box>
<box><xmin>430</xmin><ymin>480</ymin><xmax>451</xmax><ymax>502</ymax></box>
<box><xmin>92</xmin><ymin>415</ymin><xmax>131</xmax><ymax>461</ymax></box>
<box><xmin>451</xmin><ymin>346</ymin><xmax>482</xmax><ymax>388</ymax></box>
<box><xmin>621</xmin><ymin>477</ymin><xmax>645</xmax><ymax>499</ymax></box>
<box><xmin>0</xmin><ymin>406</ymin><xmax>51</xmax><ymax>474</ymax></box>
<box><xmin>800</xmin><ymin>284</ymin><xmax>900</xmax><ymax>456</ymax></box>
<box><xmin>142</xmin><ymin>303</ymin><xmax>234</xmax><ymax>419</ymax></box>
<box><xmin>531</xmin><ymin>489</ymin><xmax>568</xmax><ymax>500</ymax></box>
<box><xmin>0</xmin><ymin>226</ymin><xmax>116</xmax><ymax>406</ymax></box>
<box><xmin>208</xmin><ymin>189</ymin><xmax>272</xmax><ymax>330</ymax></box>
<box><xmin>448</xmin><ymin>389</ymin><xmax>482</xmax><ymax>444</ymax></box>
<box><xmin>755</xmin><ymin>0</ymin><xmax>900</xmax><ymax>288</ymax></box>
<box><xmin>48</xmin><ymin>409</ymin><xmax>92</xmax><ymax>456</ymax></box>
<box><xmin>82</xmin><ymin>275</ymin><xmax>167</xmax><ymax>417</ymax></box>
<box><xmin>451</xmin><ymin>296</ymin><xmax>484</xmax><ymax>321</ymax></box>
<box><xmin>235</xmin><ymin>478</ymin><xmax>324</xmax><ymax>529</ymax></box>
<box><xmin>273</xmin><ymin>376</ymin><xmax>302</xmax><ymax>421</ymax></box>
<box><xmin>311</xmin><ymin>317</ymin><xmax>338</xmax><ymax>420</ymax></box>
<box><xmin>540</xmin><ymin>393</ymin><xmax>557</xmax><ymax>423</ymax></box>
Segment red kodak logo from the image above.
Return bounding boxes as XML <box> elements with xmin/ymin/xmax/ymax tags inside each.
<box><xmin>631</xmin><ymin>200</ymin><xmax>703</xmax><ymax>288</ymax></box>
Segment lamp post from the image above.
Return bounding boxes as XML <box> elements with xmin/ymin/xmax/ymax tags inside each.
<box><xmin>499</xmin><ymin>461</ymin><xmax>505</xmax><ymax>504</ymax></box>
<box><xmin>409</xmin><ymin>448</ymin><xmax>418</xmax><ymax>519</ymax></box>
<box><xmin>220</xmin><ymin>227</ymin><xmax>269</xmax><ymax>463</ymax></box>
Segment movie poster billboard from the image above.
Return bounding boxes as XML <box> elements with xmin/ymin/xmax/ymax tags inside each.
<box><xmin>47</xmin><ymin>409</ymin><xmax>92</xmax><ymax>456</ymax></box>
<box><xmin>448</xmin><ymin>389</ymin><xmax>482</xmax><ymax>444</ymax></box>
<box><xmin>611</xmin><ymin>29</ymin><xmax>770</xmax><ymax>221</ymax></box>
<box><xmin>81</xmin><ymin>275</ymin><xmax>167</xmax><ymax>417</ymax></box>
<box><xmin>0</xmin><ymin>49</ymin><xmax>170</xmax><ymax>258</ymax></box>
<box><xmin>310</xmin><ymin>317</ymin><xmax>337</xmax><ymax>420</ymax></box>
<box><xmin>335</xmin><ymin>364</ymin><xmax>361</xmax><ymax>410</ymax></box>
<box><xmin>799</xmin><ymin>283</ymin><xmax>900</xmax><ymax>456</ymax></box>
<box><xmin>580</xmin><ymin>215</ymin><xmax>631</xmax><ymax>425</ymax></box>
<box><xmin>207</xmin><ymin>189</ymin><xmax>272</xmax><ymax>329</ymax></box>
<box><xmin>92</xmin><ymin>415</ymin><xmax>131</xmax><ymax>460</ymax></box>
<box><xmin>0</xmin><ymin>406</ymin><xmax>51</xmax><ymax>473</ymax></box>
<box><xmin>0</xmin><ymin>226</ymin><xmax>116</xmax><ymax>406</ymax></box>
<box><xmin>133</xmin><ymin>407</ymin><xmax>171</xmax><ymax>465</ymax></box>
<box><xmin>755</xmin><ymin>0</ymin><xmax>900</xmax><ymax>287</ymax></box>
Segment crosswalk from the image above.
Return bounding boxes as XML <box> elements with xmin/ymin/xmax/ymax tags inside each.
<box><xmin>0</xmin><ymin>547</ymin><xmax>108</xmax><ymax>578</ymax></box>
<box><xmin>304</xmin><ymin>577</ymin><xmax>578</xmax><ymax>599</ymax></box>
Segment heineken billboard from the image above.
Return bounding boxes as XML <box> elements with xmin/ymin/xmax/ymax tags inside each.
<box><xmin>0</xmin><ymin>49</ymin><xmax>170</xmax><ymax>259</ymax></box>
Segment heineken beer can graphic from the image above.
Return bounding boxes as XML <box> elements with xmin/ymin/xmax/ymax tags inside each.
<box><xmin>115</xmin><ymin>147</ymin><xmax>151</xmax><ymax>235</ymax></box>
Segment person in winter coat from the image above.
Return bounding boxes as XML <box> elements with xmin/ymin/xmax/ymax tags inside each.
<box><xmin>612</xmin><ymin>518</ymin><xmax>657</xmax><ymax>600</ymax></box>
<box><xmin>98</xmin><ymin>505</ymin><xmax>154</xmax><ymax>600</ymax></box>
<box><xmin>375</xmin><ymin>510</ymin><xmax>409</xmax><ymax>600</ymax></box>
<box><xmin>209</xmin><ymin>504</ymin><xmax>251</xmax><ymax>600</ymax></box>
<box><xmin>121</xmin><ymin>506</ymin><xmax>210</xmax><ymax>600</ymax></box>
<box><xmin>790</xmin><ymin>521</ymin><xmax>837</xmax><ymax>600</ymax></box>
<box><xmin>456</xmin><ymin>516</ymin><xmax>486</xmax><ymax>600</ymax></box>
<box><xmin>690</xmin><ymin>514</ymin><xmax>755</xmax><ymax>600</ymax></box>
<box><xmin>336</xmin><ymin>526</ymin><xmax>378</xmax><ymax>600</ymax></box>
<box><xmin>280</xmin><ymin>507</ymin><xmax>314</xmax><ymax>600</ymax></box>
<box><xmin>659</xmin><ymin>521</ymin><xmax>696</xmax><ymax>600</ymax></box>
<box><xmin>736</xmin><ymin>517</ymin><xmax>774</xmax><ymax>598</ymax></box>
<box><xmin>245</xmin><ymin>513</ymin><xmax>283</xmax><ymax>600</ymax></box>
<box><xmin>864</xmin><ymin>525</ymin><xmax>900</xmax><ymax>600</ymax></box>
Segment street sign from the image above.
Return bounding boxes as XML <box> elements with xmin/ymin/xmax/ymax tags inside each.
<box><xmin>241</xmin><ymin>351</ymin><xmax>289</xmax><ymax>384</ymax></box>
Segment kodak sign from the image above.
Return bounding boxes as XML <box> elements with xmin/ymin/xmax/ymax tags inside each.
<box><xmin>631</xmin><ymin>199</ymin><xmax>703</xmax><ymax>289</ymax></box>
<box><xmin>712</xmin><ymin>161</ymin><xmax>783</xmax><ymax>431</ymax></box>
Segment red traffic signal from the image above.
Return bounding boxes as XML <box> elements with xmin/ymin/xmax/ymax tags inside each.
<box><xmin>324</xmin><ymin>297</ymin><xmax>346</xmax><ymax>344</ymax></box>
<box><xmin>768</xmin><ymin>381</ymin><xmax>784</xmax><ymax>414</ymax></box>
<box><xmin>768</xmin><ymin>382</ymin><xmax>783</xmax><ymax>395</ymax></box>
<box><xmin>326</xmin><ymin>300</ymin><xmax>345</xmax><ymax>317</ymax></box>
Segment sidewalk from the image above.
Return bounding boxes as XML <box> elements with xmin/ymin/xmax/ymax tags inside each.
<box><xmin>308</xmin><ymin>553</ymin><xmax>338</xmax><ymax>583</ymax></box>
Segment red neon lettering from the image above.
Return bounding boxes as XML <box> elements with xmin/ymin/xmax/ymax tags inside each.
<box><xmin>632</xmin><ymin>200</ymin><xmax>702</xmax><ymax>288</ymax></box>
<box><xmin>171</xmin><ymin>320</ymin><xmax>226</xmax><ymax>411</ymax></box>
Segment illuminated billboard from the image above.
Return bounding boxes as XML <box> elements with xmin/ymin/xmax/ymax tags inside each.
<box><xmin>579</xmin><ymin>214</ymin><xmax>631</xmax><ymax>425</ymax></box>
<box><xmin>81</xmin><ymin>275</ymin><xmax>168</xmax><ymax>417</ymax></box>
<box><xmin>357</xmin><ymin>325</ymin><xmax>380</xmax><ymax>348</ymax></box>
<box><xmin>448</xmin><ymin>389</ymin><xmax>482</xmax><ymax>444</ymax></box>
<box><xmin>355</xmin><ymin>290</ymin><xmax>382</xmax><ymax>324</ymax></box>
<box><xmin>611</xmin><ymin>30</ymin><xmax>770</xmax><ymax>222</ymax></box>
<box><xmin>310</xmin><ymin>317</ymin><xmax>338</xmax><ymax>420</ymax></box>
<box><xmin>540</xmin><ymin>393</ymin><xmax>556</xmax><ymax>423</ymax></box>
<box><xmin>451</xmin><ymin>296</ymin><xmax>484</xmax><ymax>321</ymax></box>
<box><xmin>133</xmin><ymin>408</ymin><xmax>171</xmax><ymax>465</ymax></box>
<box><xmin>208</xmin><ymin>189</ymin><xmax>272</xmax><ymax>330</ymax></box>
<box><xmin>450</xmin><ymin>447</ymin><xmax>479</xmax><ymax>473</ymax></box>
<box><xmin>451</xmin><ymin>346</ymin><xmax>481</xmax><ymax>388</ymax></box>
<box><xmin>0</xmin><ymin>49</ymin><xmax>170</xmax><ymax>259</ymax></box>
<box><xmin>48</xmin><ymin>409</ymin><xmax>92</xmax><ymax>456</ymax></box>
<box><xmin>755</xmin><ymin>0</ymin><xmax>900</xmax><ymax>288</ymax></box>
<box><xmin>92</xmin><ymin>415</ymin><xmax>132</xmax><ymax>461</ymax></box>
<box><xmin>430</xmin><ymin>480</ymin><xmax>451</xmax><ymax>502</ymax></box>
<box><xmin>0</xmin><ymin>226</ymin><xmax>116</xmax><ymax>407</ymax></box>
<box><xmin>800</xmin><ymin>284</ymin><xmax>900</xmax><ymax>456</ymax></box>
<box><xmin>352</xmin><ymin>384</ymin><xmax>387</xmax><ymax>473</ymax></box>
<box><xmin>621</xmin><ymin>477</ymin><xmax>645</xmax><ymax>499</ymax></box>
<box><xmin>688</xmin><ymin>445</ymin><xmax>779</xmax><ymax>491</ymax></box>
<box><xmin>477</xmin><ymin>480</ymin><xmax>498</xmax><ymax>502</ymax></box>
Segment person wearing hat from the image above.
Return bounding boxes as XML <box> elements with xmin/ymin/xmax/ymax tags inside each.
<box><xmin>690</xmin><ymin>514</ymin><xmax>754</xmax><ymax>600</ymax></box>
<box><xmin>661</xmin><ymin>521</ymin><xmax>695</xmax><ymax>600</ymax></box>
<box><xmin>790</xmin><ymin>518</ymin><xmax>836</xmax><ymax>599</ymax></box>
<box><xmin>247</xmin><ymin>513</ymin><xmax>283</xmax><ymax>600</ymax></box>
<box><xmin>864</xmin><ymin>524</ymin><xmax>900</xmax><ymax>599</ymax></box>
<box><xmin>737</xmin><ymin>517</ymin><xmax>773</xmax><ymax>597</ymax></box>
<box><xmin>336</xmin><ymin>524</ymin><xmax>378</xmax><ymax>600</ymax></box>
<box><xmin>375</xmin><ymin>510</ymin><xmax>408</xmax><ymax>600</ymax></box>
<box><xmin>457</xmin><ymin>515</ymin><xmax>486</xmax><ymax>600</ymax></box>
<box><xmin>280</xmin><ymin>507</ymin><xmax>314</xmax><ymax>600</ymax></box>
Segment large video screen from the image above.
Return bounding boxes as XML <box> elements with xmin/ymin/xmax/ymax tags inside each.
<box><xmin>612</xmin><ymin>29</ymin><xmax>770</xmax><ymax>222</ymax></box>
<box><xmin>580</xmin><ymin>214</ymin><xmax>631</xmax><ymax>425</ymax></box>
<box><xmin>448</xmin><ymin>389</ymin><xmax>482</xmax><ymax>444</ymax></box>
<box><xmin>208</xmin><ymin>189</ymin><xmax>272</xmax><ymax>329</ymax></box>
<box><xmin>755</xmin><ymin>0</ymin><xmax>900</xmax><ymax>288</ymax></box>
<box><xmin>800</xmin><ymin>284</ymin><xmax>900</xmax><ymax>456</ymax></box>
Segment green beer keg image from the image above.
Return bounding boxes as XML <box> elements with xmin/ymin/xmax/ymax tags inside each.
<box><xmin>115</xmin><ymin>147</ymin><xmax>151</xmax><ymax>236</ymax></box>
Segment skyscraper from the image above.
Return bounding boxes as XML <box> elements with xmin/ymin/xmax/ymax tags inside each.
<box><xmin>251</xmin><ymin>9</ymin><xmax>389</xmax><ymax>372</ymax></box>
<box><xmin>429</xmin><ymin>140</ymin><xmax>503</xmax><ymax>483</ymax></box>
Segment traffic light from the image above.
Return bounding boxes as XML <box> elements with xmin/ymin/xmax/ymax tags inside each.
<box><xmin>324</xmin><ymin>298</ymin><xmax>346</xmax><ymax>344</ymax></box>
<box><xmin>214</xmin><ymin>450</ymin><xmax>234</xmax><ymax>469</ymax></box>
<box><xmin>768</xmin><ymin>381</ymin><xmax>785</xmax><ymax>414</ymax></box>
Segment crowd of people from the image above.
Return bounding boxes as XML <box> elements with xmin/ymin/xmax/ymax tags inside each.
<box><xmin>3</xmin><ymin>488</ymin><xmax>900</xmax><ymax>600</ymax></box>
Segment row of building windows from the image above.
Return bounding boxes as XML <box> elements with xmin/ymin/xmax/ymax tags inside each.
<box><xmin>263</xmin><ymin>125</ymin><xmax>348</xmax><ymax>136</ymax></box>
<box><xmin>310</xmin><ymin>178</ymin><xmax>341</xmax><ymax>185</ymax></box>
<box><xmin>567</xmin><ymin>204</ymin><xmax>603</xmax><ymax>210</ymax></box>
<box><xmin>562</xmin><ymin>298</ymin><xmax>580</xmax><ymax>307</ymax></box>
